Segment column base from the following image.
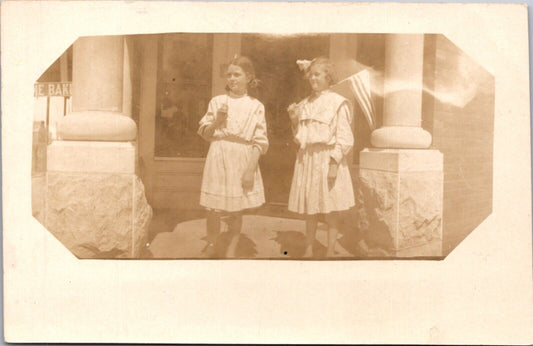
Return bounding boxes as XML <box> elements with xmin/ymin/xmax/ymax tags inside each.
<box><xmin>58</xmin><ymin>111</ymin><xmax>137</xmax><ymax>141</ymax></box>
<box><xmin>371</xmin><ymin>126</ymin><xmax>432</xmax><ymax>149</ymax></box>
<box><xmin>44</xmin><ymin>141</ymin><xmax>152</xmax><ymax>258</ymax></box>
<box><xmin>357</xmin><ymin>148</ymin><xmax>443</xmax><ymax>258</ymax></box>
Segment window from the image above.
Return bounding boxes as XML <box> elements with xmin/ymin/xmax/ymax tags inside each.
<box><xmin>155</xmin><ymin>33</ymin><xmax>213</xmax><ymax>158</ymax></box>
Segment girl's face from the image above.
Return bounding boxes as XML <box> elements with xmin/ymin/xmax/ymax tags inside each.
<box><xmin>226</xmin><ymin>64</ymin><xmax>250</xmax><ymax>95</ymax></box>
<box><xmin>308</xmin><ymin>64</ymin><xmax>330</xmax><ymax>92</ymax></box>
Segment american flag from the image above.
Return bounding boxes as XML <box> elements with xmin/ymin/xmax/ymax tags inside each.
<box><xmin>331</xmin><ymin>69</ymin><xmax>377</xmax><ymax>131</ymax></box>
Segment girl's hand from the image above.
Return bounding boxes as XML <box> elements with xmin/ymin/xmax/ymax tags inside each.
<box><xmin>287</xmin><ymin>103</ymin><xmax>300</xmax><ymax>120</ymax></box>
<box><xmin>241</xmin><ymin>169</ymin><xmax>255</xmax><ymax>191</ymax></box>
<box><xmin>287</xmin><ymin>103</ymin><xmax>301</xmax><ymax>130</ymax></box>
<box><xmin>215</xmin><ymin>105</ymin><xmax>228</xmax><ymax>126</ymax></box>
<box><xmin>287</xmin><ymin>103</ymin><xmax>297</xmax><ymax>114</ymax></box>
<box><xmin>328</xmin><ymin>159</ymin><xmax>338</xmax><ymax>190</ymax></box>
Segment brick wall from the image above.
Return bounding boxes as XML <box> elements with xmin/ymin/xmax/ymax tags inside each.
<box><xmin>423</xmin><ymin>35</ymin><xmax>495</xmax><ymax>256</ymax></box>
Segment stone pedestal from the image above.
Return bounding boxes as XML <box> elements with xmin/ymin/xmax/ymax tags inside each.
<box><xmin>357</xmin><ymin>149</ymin><xmax>443</xmax><ymax>257</ymax></box>
<box><xmin>45</xmin><ymin>141</ymin><xmax>152</xmax><ymax>258</ymax></box>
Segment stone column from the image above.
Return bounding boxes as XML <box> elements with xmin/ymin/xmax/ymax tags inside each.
<box><xmin>45</xmin><ymin>36</ymin><xmax>152</xmax><ymax>259</ymax></box>
<box><xmin>357</xmin><ymin>34</ymin><xmax>443</xmax><ymax>258</ymax></box>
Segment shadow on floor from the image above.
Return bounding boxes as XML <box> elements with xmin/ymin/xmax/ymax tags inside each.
<box><xmin>148</xmin><ymin>209</ymin><xmax>206</xmax><ymax>242</ymax></box>
<box><xmin>142</xmin><ymin>209</ymin><xmax>208</xmax><ymax>258</ymax></box>
<box><xmin>270</xmin><ymin>230</ymin><xmax>326</xmax><ymax>258</ymax></box>
<box><xmin>337</xmin><ymin>228</ymin><xmax>364</xmax><ymax>256</ymax></box>
<box><xmin>203</xmin><ymin>232</ymin><xmax>258</xmax><ymax>259</ymax></box>
<box><xmin>144</xmin><ymin>208</ymin><xmax>363</xmax><ymax>259</ymax></box>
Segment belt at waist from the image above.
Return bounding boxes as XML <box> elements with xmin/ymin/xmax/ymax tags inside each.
<box><xmin>299</xmin><ymin>142</ymin><xmax>334</xmax><ymax>150</ymax></box>
<box><xmin>212</xmin><ymin>136</ymin><xmax>252</xmax><ymax>145</ymax></box>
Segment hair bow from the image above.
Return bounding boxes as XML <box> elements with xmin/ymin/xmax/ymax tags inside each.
<box><xmin>296</xmin><ymin>59</ymin><xmax>312</xmax><ymax>71</ymax></box>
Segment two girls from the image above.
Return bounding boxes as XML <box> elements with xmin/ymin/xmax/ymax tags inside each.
<box><xmin>199</xmin><ymin>55</ymin><xmax>355</xmax><ymax>258</ymax></box>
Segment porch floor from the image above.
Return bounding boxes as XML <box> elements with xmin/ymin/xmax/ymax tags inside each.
<box><xmin>143</xmin><ymin>209</ymin><xmax>363</xmax><ymax>260</ymax></box>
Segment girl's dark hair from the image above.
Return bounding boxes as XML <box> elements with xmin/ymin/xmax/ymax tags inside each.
<box><xmin>305</xmin><ymin>57</ymin><xmax>337</xmax><ymax>85</ymax></box>
<box><xmin>225</xmin><ymin>55</ymin><xmax>261</xmax><ymax>92</ymax></box>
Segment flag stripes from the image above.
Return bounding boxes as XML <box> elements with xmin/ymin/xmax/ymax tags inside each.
<box><xmin>342</xmin><ymin>70</ymin><xmax>377</xmax><ymax>131</ymax></box>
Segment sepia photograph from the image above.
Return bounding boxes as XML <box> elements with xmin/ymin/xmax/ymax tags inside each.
<box><xmin>31</xmin><ymin>32</ymin><xmax>492</xmax><ymax>260</ymax></box>
<box><xmin>3</xmin><ymin>1</ymin><xmax>532</xmax><ymax>344</ymax></box>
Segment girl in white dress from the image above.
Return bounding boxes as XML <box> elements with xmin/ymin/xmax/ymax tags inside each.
<box><xmin>288</xmin><ymin>57</ymin><xmax>355</xmax><ymax>257</ymax></box>
<box><xmin>198</xmin><ymin>56</ymin><xmax>268</xmax><ymax>258</ymax></box>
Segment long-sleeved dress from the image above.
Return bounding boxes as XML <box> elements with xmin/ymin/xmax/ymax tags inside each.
<box><xmin>288</xmin><ymin>90</ymin><xmax>355</xmax><ymax>215</ymax></box>
<box><xmin>198</xmin><ymin>94</ymin><xmax>269</xmax><ymax>212</ymax></box>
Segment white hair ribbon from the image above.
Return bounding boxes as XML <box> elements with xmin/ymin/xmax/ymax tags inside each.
<box><xmin>296</xmin><ymin>59</ymin><xmax>312</xmax><ymax>71</ymax></box>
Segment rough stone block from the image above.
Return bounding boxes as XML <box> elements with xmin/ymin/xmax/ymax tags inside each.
<box><xmin>398</xmin><ymin>171</ymin><xmax>443</xmax><ymax>251</ymax></box>
<box><xmin>357</xmin><ymin>149</ymin><xmax>443</xmax><ymax>258</ymax></box>
<box><xmin>45</xmin><ymin>172</ymin><xmax>152</xmax><ymax>258</ymax></box>
<box><xmin>356</xmin><ymin>169</ymin><xmax>398</xmax><ymax>253</ymax></box>
<box><xmin>133</xmin><ymin>176</ymin><xmax>152</xmax><ymax>257</ymax></box>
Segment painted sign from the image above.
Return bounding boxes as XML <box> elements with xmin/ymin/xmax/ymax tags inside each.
<box><xmin>34</xmin><ymin>82</ymin><xmax>72</xmax><ymax>97</ymax></box>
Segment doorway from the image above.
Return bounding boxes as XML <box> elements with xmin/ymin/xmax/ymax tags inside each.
<box><xmin>241</xmin><ymin>34</ymin><xmax>330</xmax><ymax>205</ymax></box>
<box><xmin>138</xmin><ymin>33</ymin><xmax>333</xmax><ymax>211</ymax></box>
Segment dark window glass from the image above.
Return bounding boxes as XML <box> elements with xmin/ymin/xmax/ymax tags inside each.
<box><xmin>155</xmin><ymin>33</ymin><xmax>213</xmax><ymax>158</ymax></box>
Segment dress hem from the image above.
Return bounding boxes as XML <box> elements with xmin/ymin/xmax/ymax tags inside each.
<box><xmin>287</xmin><ymin>204</ymin><xmax>355</xmax><ymax>216</ymax></box>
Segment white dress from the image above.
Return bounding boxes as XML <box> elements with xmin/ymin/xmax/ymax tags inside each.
<box><xmin>198</xmin><ymin>94</ymin><xmax>269</xmax><ymax>212</ymax></box>
<box><xmin>288</xmin><ymin>90</ymin><xmax>355</xmax><ymax>215</ymax></box>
